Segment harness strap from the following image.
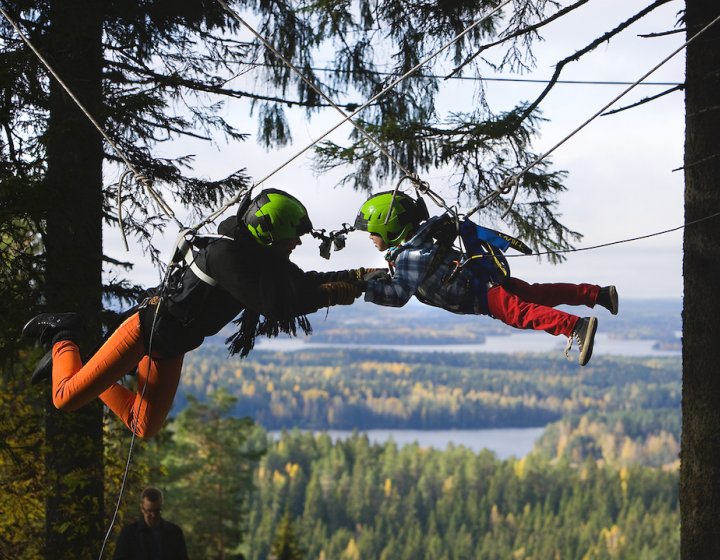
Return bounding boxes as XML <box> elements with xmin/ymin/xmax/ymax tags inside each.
<box><xmin>183</xmin><ymin>244</ymin><xmax>219</xmax><ymax>287</ymax></box>
<box><xmin>173</xmin><ymin>230</ymin><xmax>234</xmax><ymax>288</ymax></box>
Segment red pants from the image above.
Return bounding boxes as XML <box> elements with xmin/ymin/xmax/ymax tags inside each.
<box><xmin>486</xmin><ymin>278</ymin><xmax>600</xmax><ymax>337</ymax></box>
<box><xmin>51</xmin><ymin>312</ymin><xmax>183</xmax><ymax>438</ymax></box>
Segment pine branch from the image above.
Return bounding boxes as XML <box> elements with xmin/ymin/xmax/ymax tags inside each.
<box><xmin>105</xmin><ymin>59</ymin><xmax>341</xmax><ymax>108</ymax></box>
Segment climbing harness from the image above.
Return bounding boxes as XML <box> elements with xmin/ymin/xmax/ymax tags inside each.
<box><xmin>450</xmin><ymin>217</ymin><xmax>532</xmax><ymax>283</ymax></box>
<box><xmin>167</xmin><ymin>229</ymin><xmax>234</xmax><ymax>288</ymax></box>
<box><xmin>385</xmin><ymin>210</ymin><xmax>531</xmax><ymax>291</ymax></box>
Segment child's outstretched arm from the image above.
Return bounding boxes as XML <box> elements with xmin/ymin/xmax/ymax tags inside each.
<box><xmin>364</xmin><ymin>247</ymin><xmax>433</xmax><ymax>307</ymax></box>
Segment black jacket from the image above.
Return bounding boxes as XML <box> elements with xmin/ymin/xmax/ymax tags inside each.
<box><xmin>142</xmin><ymin>215</ymin><xmax>352</xmax><ymax>357</ymax></box>
<box><xmin>113</xmin><ymin>519</ymin><xmax>188</xmax><ymax>560</ymax></box>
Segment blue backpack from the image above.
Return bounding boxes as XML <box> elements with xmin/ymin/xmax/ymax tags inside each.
<box><xmin>393</xmin><ymin>212</ymin><xmax>531</xmax><ymax>286</ymax></box>
<box><xmin>457</xmin><ymin>217</ymin><xmax>532</xmax><ymax>284</ymax></box>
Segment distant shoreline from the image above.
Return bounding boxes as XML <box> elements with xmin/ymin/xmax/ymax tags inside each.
<box><xmin>254</xmin><ymin>331</ymin><xmax>682</xmax><ymax>358</ymax></box>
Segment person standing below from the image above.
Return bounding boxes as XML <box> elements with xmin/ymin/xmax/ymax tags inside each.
<box><xmin>353</xmin><ymin>191</ymin><xmax>619</xmax><ymax>366</ymax></box>
<box><xmin>114</xmin><ymin>487</ymin><xmax>188</xmax><ymax>560</ymax></box>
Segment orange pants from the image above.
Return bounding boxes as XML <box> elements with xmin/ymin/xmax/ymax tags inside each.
<box><xmin>51</xmin><ymin>312</ymin><xmax>184</xmax><ymax>438</ymax></box>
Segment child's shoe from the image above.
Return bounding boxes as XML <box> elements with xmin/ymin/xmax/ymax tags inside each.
<box><xmin>597</xmin><ymin>286</ymin><xmax>619</xmax><ymax>315</ymax></box>
<box><xmin>565</xmin><ymin>316</ymin><xmax>598</xmax><ymax>366</ymax></box>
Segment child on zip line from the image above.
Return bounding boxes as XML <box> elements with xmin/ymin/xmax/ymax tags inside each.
<box><xmin>353</xmin><ymin>190</ymin><xmax>619</xmax><ymax>366</ymax></box>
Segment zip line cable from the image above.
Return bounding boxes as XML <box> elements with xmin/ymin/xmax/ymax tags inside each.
<box><xmin>204</xmin><ymin>0</ymin><xmax>513</xmax><ymax>228</ymax></box>
<box><xmin>214</xmin><ymin>0</ymin><xmax>463</xmax><ymax>214</ymax></box>
<box><xmin>503</xmin><ymin>209</ymin><xmax>720</xmax><ymax>260</ymax></box>
<box><xmin>0</xmin><ymin>5</ymin><xmax>182</xmax><ymax>238</ymax></box>
<box><xmin>465</xmin><ymin>10</ymin><xmax>720</xmax><ymax>221</ymax></box>
<box><xmin>216</xmin><ymin>0</ymin><xmax>416</xmax><ymax>177</ymax></box>
<box><xmin>248</xmin><ymin>61</ymin><xmax>684</xmax><ymax>87</ymax></box>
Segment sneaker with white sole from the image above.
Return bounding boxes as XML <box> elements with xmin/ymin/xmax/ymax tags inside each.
<box><xmin>565</xmin><ymin>316</ymin><xmax>598</xmax><ymax>366</ymax></box>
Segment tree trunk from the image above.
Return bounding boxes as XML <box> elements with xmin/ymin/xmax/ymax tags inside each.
<box><xmin>680</xmin><ymin>0</ymin><xmax>720</xmax><ymax>557</ymax></box>
<box><xmin>43</xmin><ymin>0</ymin><xmax>105</xmax><ymax>557</ymax></box>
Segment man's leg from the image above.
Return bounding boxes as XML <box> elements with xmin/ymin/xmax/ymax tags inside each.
<box><xmin>51</xmin><ymin>312</ymin><xmax>184</xmax><ymax>437</ymax></box>
<box><xmin>51</xmin><ymin>313</ymin><xmax>146</xmax><ymax>411</ymax></box>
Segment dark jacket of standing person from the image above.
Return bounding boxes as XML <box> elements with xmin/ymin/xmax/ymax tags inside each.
<box><xmin>114</xmin><ymin>487</ymin><xmax>189</xmax><ymax>560</ymax></box>
<box><xmin>114</xmin><ymin>519</ymin><xmax>188</xmax><ymax>560</ymax></box>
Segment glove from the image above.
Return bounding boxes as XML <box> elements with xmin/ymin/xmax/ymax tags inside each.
<box><xmin>363</xmin><ymin>268</ymin><xmax>390</xmax><ymax>282</ymax></box>
<box><xmin>342</xmin><ymin>267</ymin><xmax>382</xmax><ymax>281</ymax></box>
<box><xmin>319</xmin><ymin>282</ymin><xmax>363</xmax><ymax>306</ymax></box>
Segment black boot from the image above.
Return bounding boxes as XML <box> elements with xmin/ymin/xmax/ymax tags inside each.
<box><xmin>22</xmin><ymin>312</ymin><xmax>81</xmax><ymax>346</ymax></box>
<box><xmin>31</xmin><ymin>350</ymin><xmax>53</xmax><ymax>384</ymax></box>
<box><xmin>597</xmin><ymin>286</ymin><xmax>619</xmax><ymax>315</ymax></box>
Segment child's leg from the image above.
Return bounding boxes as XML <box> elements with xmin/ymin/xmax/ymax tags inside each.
<box><xmin>502</xmin><ymin>277</ymin><xmax>600</xmax><ymax>308</ymax></box>
<box><xmin>487</xmin><ymin>284</ymin><xmax>579</xmax><ymax>336</ymax></box>
<box><xmin>51</xmin><ymin>312</ymin><xmax>183</xmax><ymax>438</ymax></box>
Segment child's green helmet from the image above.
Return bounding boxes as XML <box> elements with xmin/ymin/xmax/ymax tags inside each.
<box><xmin>241</xmin><ymin>188</ymin><xmax>313</xmax><ymax>246</ymax></box>
<box><xmin>354</xmin><ymin>191</ymin><xmax>429</xmax><ymax>246</ymax></box>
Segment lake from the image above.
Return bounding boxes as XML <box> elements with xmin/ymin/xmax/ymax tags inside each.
<box><xmin>257</xmin><ymin>331</ymin><xmax>681</xmax><ymax>358</ymax></box>
<box><xmin>261</xmin><ymin>327</ymin><xmax>677</xmax><ymax>460</ymax></box>
<box><xmin>270</xmin><ymin>427</ymin><xmax>546</xmax><ymax>459</ymax></box>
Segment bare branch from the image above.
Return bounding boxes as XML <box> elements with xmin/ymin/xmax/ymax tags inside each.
<box><xmin>513</xmin><ymin>0</ymin><xmax>675</xmax><ymax>126</ymax></box>
<box><xmin>601</xmin><ymin>84</ymin><xmax>683</xmax><ymax>116</ymax></box>
<box><xmin>448</xmin><ymin>0</ymin><xmax>591</xmax><ymax>79</ymax></box>
<box><xmin>639</xmin><ymin>28</ymin><xmax>686</xmax><ymax>38</ymax></box>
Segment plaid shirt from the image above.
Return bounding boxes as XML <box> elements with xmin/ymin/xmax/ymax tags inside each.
<box><xmin>364</xmin><ymin>237</ymin><xmax>483</xmax><ymax>314</ymax></box>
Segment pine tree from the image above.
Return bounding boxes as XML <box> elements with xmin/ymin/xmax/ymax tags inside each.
<box><xmin>269</xmin><ymin>513</ymin><xmax>305</xmax><ymax>560</ymax></box>
<box><xmin>162</xmin><ymin>389</ymin><xmax>265</xmax><ymax>560</ymax></box>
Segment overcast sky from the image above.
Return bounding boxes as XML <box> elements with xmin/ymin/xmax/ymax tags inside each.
<box><xmin>105</xmin><ymin>0</ymin><xmax>686</xmax><ymax>300</ymax></box>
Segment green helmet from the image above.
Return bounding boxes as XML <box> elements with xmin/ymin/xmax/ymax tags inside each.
<box><xmin>241</xmin><ymin>188</ymin><xmax>313</xmax><ymax>246</ymax></box>
<box><xmin>354</xmin><ymin>191</ymin><xmax>429</xmax><ymax>246</ymax></box>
